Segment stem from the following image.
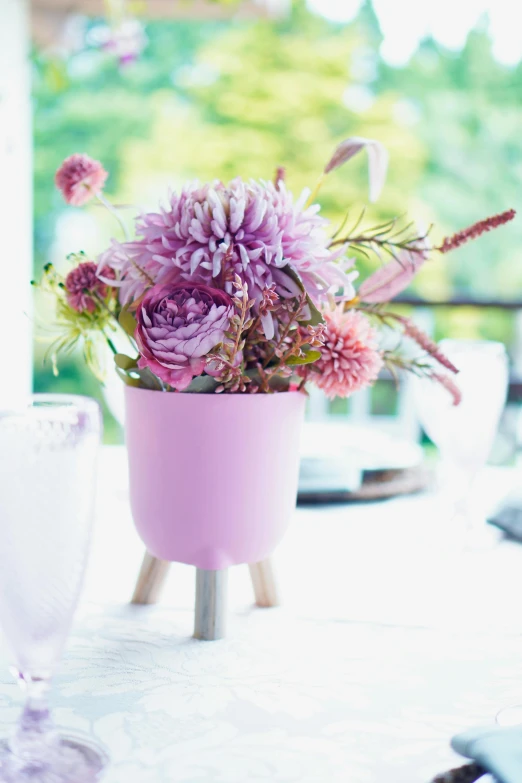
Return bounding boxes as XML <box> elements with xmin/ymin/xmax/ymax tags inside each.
<box><xmin>96</xmin><ymin>196</ymin><xmax>156</xmax><ymax>289</ymax></box>
<box><xmin>95</xmin><ymin>204</ymin><xmax>155</xmax><ymax>287</ymax></box>
<box><xmin>304</xmin><ymin>174</ymin><xmax>325</xmax><ymax>209</ymax></box>
<box><xmin>233</xmin><ymin>296</ymin><xmax>248</xmax><ymax>358</ymax></box>
<box><xmin>330</xmin><ymin>207</ymin><xmax>353</xmax><ymax>241</ymax></box>
<box><xmin>92</xmin><ymin>293</ymin><xmax>138</xmax><ymax>353</ymax></box>
<box><xmin>330</xmin><ymin>233</ymin><xmax>429</xmax><ymax>253</ymax></box>
<box><xmin>96</xmin><ymin>192</ymin><xmax>131</xmax><ymax>241</ymax></box>
<box><xmin>227</xmin><ymin>287</ymin><xmax>250</xmax><ymax>370</ymax></box>
<box><xmin>244</xmin><ymin>312</ymin><xmax>262</xmax><ymax>344</ymax></box>
<box><xmin>262</xmin><ymin>295</ymin><xmax>305</xmax><ymax>369</ymax></box>
<box><xmin>10</xmin><ymin>674</ymin><xmax>57</xmax><ymax>758</ymax></box>
<box><xmin>105</xmin><ymin>334</ymin><xmax>118</xmax><ymax>354</ymax></box>
<box><xmin>297</xmin><ymin>374</ymin><xmax>308</xmax><ymax>392</ymax></box>
<box><xmin>356</xmin><ymin>304</ymin><xmax>402</xmax><ymax>324</ymax></box>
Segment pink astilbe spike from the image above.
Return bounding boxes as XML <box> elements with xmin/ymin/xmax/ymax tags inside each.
<box><xmin>431</xmin><ymin>372</ymin><xmax>462</xmax><ymax>406</ymax></box>
<box><xmin>438</xmin><ymin>209</ymin><xmax>516</xmax><ymax>253</ymax></box>
<box><xmin>399</xmin><ymin>317</ymin><xmax>459</xmax><ymax>374</ymax></box>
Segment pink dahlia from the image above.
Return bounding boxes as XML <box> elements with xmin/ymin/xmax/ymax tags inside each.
<box><xmin>55</xmin><ymin>154</ymin><xmax>108</xmax><ymax>207</ymax></box>
<box><xmin>98</xmin><ymin>178</ymin><xmax>357</xmax><ymax>308</ymax></box>
<box><xmin>65</xmin><ymin>261</ymin><xmax>110</xmax><ymax>313</ymax></box>
<box><xmin>309</xmin><ymin>308</ymin><xmax>383</xmax><ymax>399</ymax></box>
<box><xmin>135</xmin><ymin>283</ymin><xmax>232</xmax><ymax>391</ymax></box>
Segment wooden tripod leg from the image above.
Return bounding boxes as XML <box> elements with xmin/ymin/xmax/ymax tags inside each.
<box><xmin>249</xmin><ymin>558</ymin><xmax>280</xmax><ymax>608</ymax></box>
<box><xmin>131</xmin><ymin>551</ymin><xmax>171</xmax><ymax>605</ymax></box>
<box><xmin>194</xmin><ymin>568</ymin><xmax>228</xmax><ymax>641</ymax></box>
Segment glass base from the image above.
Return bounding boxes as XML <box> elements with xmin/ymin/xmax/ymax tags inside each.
<box><xmin>0</xmin><ymin>733</ymin><xmax>108</xmax><ymax>782</ymax></box>
<box><xmin>496</xmin><ymin>705</ymin><xmax>522</xmax><ymax>726</ymax></box>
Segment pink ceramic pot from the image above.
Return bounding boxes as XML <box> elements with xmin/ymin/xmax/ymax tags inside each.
<box><xmin>124</xmin><ymin>387</ymin><xmax>306</xmax><ymax>570</ymax></box>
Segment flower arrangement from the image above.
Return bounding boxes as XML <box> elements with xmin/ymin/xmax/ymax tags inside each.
<box><xmin>34</xmin><ymin>140</ymin><xmax>515</xmax><ymax>402</ymax></box>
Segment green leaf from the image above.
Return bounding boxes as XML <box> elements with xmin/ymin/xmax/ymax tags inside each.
<box><xmin>115</xmin><ymin>363</ymin><xmax>163</xmax><ymax>390</ymax></box>
<box><xmin>114</xmin><ymin>353</ymin><xmax>138</xmax><ymax>370</ymax></box>
<box><xmin>119</xmin><ymin>307</ymin><xmax>137</xmax><ymax>337</ymax></box>
<box><xmin>182</xmin><ymin>375</ymin><xmax>219</xmax><ymax>393</ymax></box>
<box><xmin>133</xmin><ymin>367</ymin><xmax>163</xmax><ymax>391</ymax></box>
<box><xmin>279</xmin><ymin>263</ymin><xmax>304</xmax><ymax>293</ymax></box>
<box><xmin>115</xmin><ymin>368</ymin><xmax>142</xmax><ymax>387</ymax></box>
<box><xmin>286</xmin><ymin>350</ymin><xmax>322</xmax><ymax>366</ymax></box>
<box><xmin>279</xmin><ymin>264</ymin><xmax>324</xmax><ymax>327</ymax></box>
<box><xmin>301</xmin><ymin>297</ymin><xmax>323</xmax><ymax>327</ymax></box>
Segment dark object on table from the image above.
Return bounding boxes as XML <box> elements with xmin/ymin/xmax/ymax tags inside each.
<box><xmin>487</xmin><ymin>504</ymin><xmax>522</xmax><ymax>542</ymax></box>
<box><xmin>430</xmin><ymin>763</ymin><xmax>488</xmax><ymax>782</ymax></box>
<box><xmin>297</xmin><ymin>464</ymin><xmax>432</xmax><ymax>504</ymax></box>
<box><xmin>298</xmin><ymin>423</ymin><xmax>433</xmax><ymax>504</ymax></box>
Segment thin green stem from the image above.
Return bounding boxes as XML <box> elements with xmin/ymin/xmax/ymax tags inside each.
<box><xmin>104</xmin><ymin>334</ymin><xmax>118</xmax><ymax>355</ymax></box>
<box><xmin>304</xmin><ymin>174</ymin><xmax>325</xmax><ymax>209</ymax></box>
<box><xmin>96</xmin><ymin>196</ymin><xmax>155</xmax><ymax>286</ymax></box>
<box><xmin>92</xmin><ymin>292</ymin><xmax>138</xmax><ymax>353</ymax></box>
<box><xmin>97</xmin><ymin>192</ymin><xmax>131</xmax><ymax>241</ymax></box>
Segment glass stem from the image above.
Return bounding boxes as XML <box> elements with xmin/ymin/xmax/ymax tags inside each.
<box><xmin>10</xmin><ymin>674</ymin><xmax>57</xmax><ymax>758</ymax></box>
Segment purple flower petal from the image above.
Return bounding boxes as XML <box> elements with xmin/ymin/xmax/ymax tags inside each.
<box><xmin>324</xmin><ymin>137</ymin><xmax>388</xmax><ymax>203</ymax></box>
<box><xmin>135</xmin><ymin>282</ymin><xmax>233</xmax><ymax>390</ymax></box>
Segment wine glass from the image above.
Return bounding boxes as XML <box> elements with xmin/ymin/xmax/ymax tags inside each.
<box><xmin>0</xmin><ymin>395</ymin><xmax>108</xmax><ymax>782</ymax></box>
<box><xmin>412</xmin><ymin>339</ymin><xmax>509</xmax><ymax>547</ymax></box>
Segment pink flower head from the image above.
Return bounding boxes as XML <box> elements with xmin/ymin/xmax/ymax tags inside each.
<box><xmin>55</xmin><ymin>154</ymin><xmax>108</xmax><ymax>206</ymax></box>
<box><xmin>135</xmin><ymin>283</ymin><xmax>233</xmax><ymax>391</ymax></box>
<box><xmin>65</xmin><ymin>261</ymin><xmax>110</xmax><ymax>313</ymax></box>
<box><xmin>309</xmin><ymin>308</ymin><xmax>383</xmax><ymax>399</ymax></box>
<box><xmin>99</xmin><ymin>178</ymin><xmax>357</xmax><ymax>309</ymax></box>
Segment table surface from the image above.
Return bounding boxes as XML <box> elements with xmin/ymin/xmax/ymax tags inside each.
<box><xmin>1</xmin><ymin>447</ymin><xmax>522</xmax><ymax>782</ymax></box>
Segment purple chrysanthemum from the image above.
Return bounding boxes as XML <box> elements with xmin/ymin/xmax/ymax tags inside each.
<box><xmin>97</xmin><ymin>178</ymin><xmax>357</xmax><ymax>308</ymax></box>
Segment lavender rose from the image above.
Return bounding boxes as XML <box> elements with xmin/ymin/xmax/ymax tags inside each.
<box><xmin>135</xmin><ymin>283</ymin><xmax>233</xmax><ymax>390</ymax></box>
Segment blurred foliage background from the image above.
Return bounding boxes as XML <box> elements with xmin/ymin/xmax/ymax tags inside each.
<box><xmin>32</xmin><ymin>0</ymin><xmax>522</xmax><ymax>440</ymax></box>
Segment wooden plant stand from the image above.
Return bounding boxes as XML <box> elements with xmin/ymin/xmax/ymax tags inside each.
<box><xmin>131</xmin><ymin>552</ymin><xmax>280</xmax><ymax>641</ymax></box>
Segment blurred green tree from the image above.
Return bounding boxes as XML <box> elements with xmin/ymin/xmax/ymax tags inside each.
<box><xmin>32</xmin><ymin>0</ymin><xmax>522</xmax><ymax>438</ymax></box>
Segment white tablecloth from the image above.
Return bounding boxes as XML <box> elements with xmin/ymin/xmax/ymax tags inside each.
<box><xmin>1</xmin><ymin>448</ymin><xmax>522</xmax><ymax>782</ymax></box>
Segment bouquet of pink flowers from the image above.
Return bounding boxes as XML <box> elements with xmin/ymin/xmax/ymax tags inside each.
<box><xmin>35</xmin><ymin>141</ymin><xmax>515</xmax><ymax>402</ymax></box>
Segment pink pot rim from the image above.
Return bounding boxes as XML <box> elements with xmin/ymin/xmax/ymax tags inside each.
<box><xmin>125</xmin><ymin>386</ymin><xmax>306</xmax><ymax>403</ymax></box>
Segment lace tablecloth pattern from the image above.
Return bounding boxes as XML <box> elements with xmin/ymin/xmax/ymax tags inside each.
<box><xmin>0</xmin><ymin>604</ymin><xmax>521</xmax><ymax>782</ymax></box>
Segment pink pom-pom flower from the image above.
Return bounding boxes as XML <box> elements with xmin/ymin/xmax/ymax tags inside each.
<box><xmin>307</xmin><ymin>308</ymin><xmax>383</xmax><ymax>399</ymax></box>
<box><xmin>65</xmin><ymin>261</ymin><xmax>111</xmax><ymax>313</ymax></box>
<box><xmin>55</xmin><ymin>154</ymin><xmax>108</xmax><ymax>207</ymax></box>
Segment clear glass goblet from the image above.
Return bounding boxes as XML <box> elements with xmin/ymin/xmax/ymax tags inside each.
<box><xmin>412</xmin><ymin>339</ymin><xmax>509</xmax><ymax>548</ymax></box>
<box><xmin>0</xmin><ymin>395</ymin><xmax>108</xmax><ymax>782</ymax></box>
